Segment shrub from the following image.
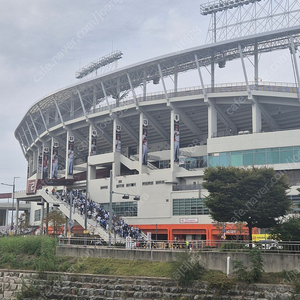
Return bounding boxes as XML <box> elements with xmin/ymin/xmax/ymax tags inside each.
<box><xmin>233</xmin><ymin>248</ymin><xmax>264</xmax><ymax>283</ymax></box>
<box><xmin>171</xmin><ymin>251</ymin><xmax>205</xmax><ymax>286</ymax></box>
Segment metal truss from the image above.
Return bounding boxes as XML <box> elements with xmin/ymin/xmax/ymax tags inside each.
<box><xmin>205</xmin><ymin>0</ymin><xmax>300</xmax><ymax>43</ymax></box>
<box><xmin>75</xmin><ymin>50</ymin><xmax>123</xmax><ymax>79</ymax></box>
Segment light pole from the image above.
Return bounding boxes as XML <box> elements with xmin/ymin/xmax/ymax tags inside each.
<box><xmin>1</xmin><ymin>176</ymin><xmax>19</xmax><ymax>233</ymax></box>
<box><xmin>108</xmin><ymin>170</ymin><xmax>140</xmax><ymax>247</ymax></box>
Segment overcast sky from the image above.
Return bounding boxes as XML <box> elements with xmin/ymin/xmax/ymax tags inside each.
<box><xmin>0</xmin><ymin>0</ymin><xmax>298</xmax><ymax>193</ymax></box>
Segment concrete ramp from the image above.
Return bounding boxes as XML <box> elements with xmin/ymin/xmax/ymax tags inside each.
<box><xmin>36</xmin><ymin>190</ymin><xmax>125</xmax><ymax>243</ymax></box>
<box><xmin>119</xmin><ymin>154</ymin><xmax>139</xmax><ymax>171</ymax></box>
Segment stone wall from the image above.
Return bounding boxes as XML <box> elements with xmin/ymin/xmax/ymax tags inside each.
<box><xmin>0</xmin><ymin>269</ymin><xmax>298</xmax><ymax>300</ymax></box>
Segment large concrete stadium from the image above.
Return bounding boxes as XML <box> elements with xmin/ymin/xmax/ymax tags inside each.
<box><xmin>13</xmin><ymin>6</ymin><xmax>300</xmax><ymax>241</ymax></box>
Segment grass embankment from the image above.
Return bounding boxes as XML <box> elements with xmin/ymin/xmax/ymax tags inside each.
<box><xmin>0</xmin><ymin>236</ymin><xmax>173</xmax><ymax>277</ymax></box>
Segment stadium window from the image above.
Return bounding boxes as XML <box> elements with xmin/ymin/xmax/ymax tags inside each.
<box><xmin>266</xmin><ymin>148</ymin><xmax>279</xmax><ymax>164</ymax></box>
<box><xmin>243</xmin><ymin>150</ymin><xmax>253</xmax><ymax>166</ymax></box>
<box><xmin>101</xmin><ymin>201</ymin><xmax>138</xmax><ymax>217</ymax></box>
<box><xmin>279</xmin><ymin>147</ymin><xmax>294</xmax><ymax>164</ymax></box>
<box><xmin>172</xmin><ymin>198</ymin><xmax>209</xmax><ymax>216</ymax></box>
<box><xmin>208</xmin><ymin>154</ymin><xmax>219</xmax><ymax>167</ymax></box>
<box><xmin>156</xmin><ymin>180</ymin><xmax>165</xmax><ymax>184</ymax></box>
<box><xmin>34</xmin><ymin>209</ymin><xmax>41</xmax><ymax>222</ymax></box>
<box><xmin>219</xmin><ymin>152</ymin><xmax>230</xmax><ymax>167</ymax></box>
<box><xmin>254</xmin><ymin>149</ymin><xmax>266</xmax><ymax>165</ymax></box>
<box><xmin>142</xmin><ymin>181</ymin><xmax>154</xmax><ymax>186</ymax></box>
<box><xmin>231</xmin><ymin>151</ymin><xmax>243</xmax><ymax>166</ymax></box>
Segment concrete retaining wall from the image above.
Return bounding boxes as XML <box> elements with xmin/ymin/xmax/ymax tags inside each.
<box><xmin>56</xmin><ymin>246</ymin><xmax>300</xmax><ymax>273</ymax></box>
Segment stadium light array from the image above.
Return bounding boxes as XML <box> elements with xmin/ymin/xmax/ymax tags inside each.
<box><xmin>75</xmin><ymin>50</ymin><xmax>123</xmax><ymax>79</ymax></box>
<box><xmin>200</xmin><ymin>0</ymin><xmax>262</xmax><ymax>15</ymax></box>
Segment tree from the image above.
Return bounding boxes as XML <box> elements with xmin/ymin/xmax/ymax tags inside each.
<box><xmin>44</xmin><ymin>209</ymin><xmax>66</xmax><ymax>235</ymax></box>
<box><xmin>203</xmin><ymin>166</ymin><xmax>291</xmax><ymax>242</ymax></box>
<box><xmin>269</xmin><ymin>215</ymin><xmax>300</xmax><ymax>241</ymax></box>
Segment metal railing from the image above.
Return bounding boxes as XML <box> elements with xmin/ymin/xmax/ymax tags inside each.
<box><xmin>56</xmin><ymin>238</ymin><xmax>300</xmax><ymax>253</ymax></box>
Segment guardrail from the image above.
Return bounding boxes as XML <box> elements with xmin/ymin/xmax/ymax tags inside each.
<box><xmin>57</xmin><ymin>238</ymin><xmax>300</xmax><ymax>253</ymax></box>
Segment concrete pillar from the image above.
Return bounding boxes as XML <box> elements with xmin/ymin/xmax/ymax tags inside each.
<box><xmin>252</xmin><ymin>96</ymin><xmax>262</xmax><ymax>133</ymax></box>
<box><xmin>208</xmin><ymin>104</ymin><xmax>218</xmax><ymax>138</ymax></box>
<box><xmin>113</xmin><ymin>119</ymin><xmax>121</xmax><ymax>176</ymax></box>
<box><xmin>65</xmin><ymin>131</ymin><xmax>74</xmax><ymax>179</ymax></box>
<box><xmin>139</xmin><ymin>113</ymin><xmax>148</xmax><ymax>174</ymax></box>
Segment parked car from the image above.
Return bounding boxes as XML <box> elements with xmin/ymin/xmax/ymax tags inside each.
<box><xmin>256</xmin><ymin>240</ymin><xmax>283</xmax><ymax>250</ymax></box>
<box><xmin>90</xmin><ymin>238</ymin><xmax>103</xmax><ymax>246</ymax></box>
<box><xmin>245</xmin><ymin>240</ymin><xmax>282</xmax><ymax>250</ymax></box>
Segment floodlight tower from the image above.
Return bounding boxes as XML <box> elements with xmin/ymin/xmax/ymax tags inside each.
<box><xmin>201</xmin><ymin>0</ymin><xmax>300</xmax><ymax>43</ymax></box>
<box><xmin>200</xmin><ymin>0</ymin><xmax>300</xmax><ymax>88</ymax></box>
<box><xmin>200</xmin><ymin>0</ymin><xmax>262</xmax><ymax>43</ymax></box>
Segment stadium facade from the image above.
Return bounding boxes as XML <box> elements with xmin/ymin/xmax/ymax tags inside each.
<box><xmin>14</xmin><ymin>24</ymin><xmax>300</xmax><ymax>241</ymax></box>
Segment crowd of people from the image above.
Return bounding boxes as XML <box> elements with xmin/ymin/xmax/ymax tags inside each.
<box><xmin>57</xmin><ymin>189</ymin><xmax>145</xmax><ymax>241</ymax></box>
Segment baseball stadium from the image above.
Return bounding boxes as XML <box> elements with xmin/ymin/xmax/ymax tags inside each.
<box><xmin>11</xmin><ymin>0</ymin><xmax>300</xmax><ymax>243</ymax></box>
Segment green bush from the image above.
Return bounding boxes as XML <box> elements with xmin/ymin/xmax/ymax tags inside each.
<box><xmin>248</xmin><ymin>248</ymin><xmax>264</xmax><ymax>282</ymax></box>
<box><xmin>219</xmin><ymin>241</ymin><xmax>245</xmax><ymax>251</ymax></box>
<box><xmin>205</xmin><ymin>270</ymin><xmax>235</xmax><ymax>290</ymax></box>
<box><xmin>233</xmin><ymin>248</ymin><xmax>264</xmax><ymax>283</ymax></box>
<box><xmin>171</xmin><ymin>251</ymin><xmax>205</xmax><ymax>286</ymax></box>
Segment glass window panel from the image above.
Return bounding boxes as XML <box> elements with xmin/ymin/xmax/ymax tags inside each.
<box><xmin>208</xmin><ymin>155</ymin><xmax>219</xmax><ymax>167</ymax></box>
<box><xmin>219</xmin><ymin>152</ymin><xmax>230</xmax><ymax>156</ymax></box>
<box><xmin>280</xmin><ymin>147</ymin><xmax>294</xmax><ymax>152</ymax></box>
<box><xmin>254</xmin><ymin>151</ymin><xmax>266</xmax><ymax>165</ymax></box>
<box><xmin>293</xmin><ymin>148</ymin><xmax>300</xmax><ymax>162</ymax></box>
<box><xmin>231</xmin><ymin>151</ymin><xmax>243</xmax><ymax>166</ymax></box>
<box><xmin>173</xmin><ymin>199</ymin><xmax>209</xmax><ymax>215</ymax></box>
<box><xmin>219</xmin><ymin>154</ymin><xmax>230</xmax><ymax>167</ymax></box>
<box><xmin>254</xmin><ymin>149</ymin><xmax>266</xmax><ymax>153</ymax></box>
<box><xmin>243</xmin><ymin>150</ymin><xmax>253</xmax><ymax>154</ymax></box>
<box><xmin>200</xmin><ymin>157</ymin><xmax>208</xmax><ymax>168</ymax></box>
<box><xmin>267</xmin><ymin>150</ymin><xmax>279</xmax><ymax>164</ymax></box>
<box><xmin>280</xmin><ymin>150</ymin><xmax>294</xmax><ymax>164</ymax></box>
<box><xmin>243</xmin><ymin>153</ymin><xmax>253</xmax><ymax>165</ymax></box>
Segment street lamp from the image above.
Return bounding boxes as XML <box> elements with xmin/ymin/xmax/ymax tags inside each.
<box><xmin>1</xmin><ymin>176</ymin><xmax>19</xmax><ymax>233</ymax></box>
<box><xmin>108</xmin><ymin>170</ymin><xmax>140</xmax><ymax>247</ymax></box>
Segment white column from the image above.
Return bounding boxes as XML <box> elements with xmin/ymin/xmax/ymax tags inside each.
<box><xmin>139</xmin><ymin>113</ymin><xmax>147</xmax><ymax>174</ymax></box>
<box><xmin>208</xmin><ymin>104</ymin><xmax>218</xmax><ymax>138</ymax></box>
<box><xmin>6</xmin><ymin>209</ymin><xmax>9</xmax><ymax>227</ymax></box>
<box><xmin>113</xmin><ymin>119</ymin><xmax>121</xmax><ymax>176</ymax></box>
<box><xmin>252</xmin><ymin>96</ymin><xmax>262</xmax><ymax>133</ymax></box>
<box><xmin>65</xmin><ymin>131</ymin><xmax>74</xmax><ymax>179</ymax></box>
<box><xmin>37</xmin><ymin>147</ymin><xmax>43</xmax><ymax>180</ymax></box>
<box><xmin>32</xmin><ymin>149</ymin><xmax>37</xmax><ymax>176</ymax></box>
<box><xmin>170</xmin><ymin>110</ymin><xmax>180</xmax><ymax>171</ymax></box>
<box><xmin>88</xmin><ymin>124</ymin><xmax>96</xmax><ymax>180</ymax></box>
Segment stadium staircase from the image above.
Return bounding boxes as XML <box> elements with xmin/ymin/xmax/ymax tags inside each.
<box><xmin>37</xmin><ymin>190</ymin><xmax>125</xmax><ymax>243</ymax></box>
<box><xmin>129</xmin><ymin>155</ymin><xmax>158</xmax><ymax>170</ymax></box>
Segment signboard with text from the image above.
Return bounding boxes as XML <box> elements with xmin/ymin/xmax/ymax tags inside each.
<box><xmin>179</xmin><ymin>218</ymin><xmax>199</xmax><ymax>224</ymax></box>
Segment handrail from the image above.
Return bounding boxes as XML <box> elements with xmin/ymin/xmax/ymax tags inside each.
<box><xmin>56</xmin><ymin>237</ymin><xmax>300</xmax><ymax>252</ymax></box>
